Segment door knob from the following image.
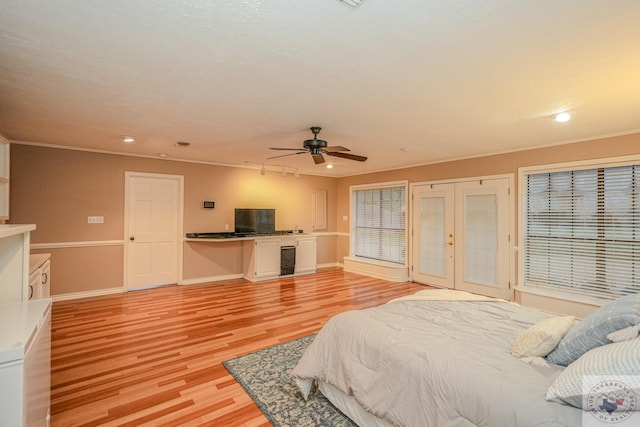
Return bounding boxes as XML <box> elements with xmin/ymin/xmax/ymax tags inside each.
<box><xmin>447</xmin><ymin>241</ymin><xmax>453</xmax><ymax>246</ymax></box>
<box><xmin>130</xmin><ymin>236</ymin><xmax>135</xmax><ymax>241</ymax></box>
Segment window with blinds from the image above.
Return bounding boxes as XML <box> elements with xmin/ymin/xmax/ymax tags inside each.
<box><xmin>524</xmin><ymin>163</ymin><xmax>640</xmax><ymax>298</ymax></box>
<box><xmin>351</xmin><ymin>183</ymin><xmax>406</xmax><ymax>264</ymax></box>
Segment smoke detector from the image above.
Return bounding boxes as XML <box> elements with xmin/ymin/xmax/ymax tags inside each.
<box><xmin>337</xmin><ymin>0</ymin><xmax>367</xmax><ymax>9</ymax></box>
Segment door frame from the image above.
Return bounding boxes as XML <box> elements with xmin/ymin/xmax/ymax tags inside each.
<box><xmin>123</xmin><ymin>171</ymin><xmax>185</xmax><ymax>291</ymax></box>
<box><xmin>409</xmin><ymin>173</ymin><xmax>515</xmax><ymax>299</ymax></box>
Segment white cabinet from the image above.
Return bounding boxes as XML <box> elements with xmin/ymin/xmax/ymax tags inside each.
<box><xmin>295</xmin><ymin>236</ymin><xmax>317</xmax><ymax>275</ymax></box>
<box><xmin>242</xmin><ymin>235</ymin><xmax>317</xmax><ymax>282</ymax></box>
<box><xmin>243</xmin><ymin>238</ymin><xmax>281</xmax><ymax>281</ymax></box>
<box><xmin>0</xmin><ymin>134</ymin><xmax>8</xmax><ymax>220</ymax></box>
<box><xmin>312</xmin><ymin>189</ymin><xmax>327</xmax><ymax>231</ymax></box>
<box><xmin>29</xmin><ymin>254</ymin><xmax>51</xmax><ymax>300</ymax></box>
<box><xmin>0</xmin><ymin>224</ymin><xmax>36</xmax><ymax>304</ymax></box>
<box><xmin>0</xmin><ymin>298</ymin><xmax>52</xmax><ymax>427</ymax></box>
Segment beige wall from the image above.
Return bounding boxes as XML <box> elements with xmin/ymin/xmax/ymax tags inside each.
<box><xmin>335</xmin><ymin>132</ymin><xmax>640</xmax><ymax>312</ymax></box>
<box><xmin>10</xmin><ymin>144</ymin><xmax>339</xmax><ymax>296</ymax></box>
<box><xmin>10</xmin><ymin>132</ymin><xmax>640</xmax><ymax>300</ymax></box>
<box><xmin>336</xmin><ymin>132</ymin><xmax>640</xmax><ymax>233</ymax></box>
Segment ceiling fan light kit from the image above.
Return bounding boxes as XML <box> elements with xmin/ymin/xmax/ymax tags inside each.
<box><xmin>269</xmin><ymin>126</ymin><xmax>367</xmax><ymax>165</ymax></box>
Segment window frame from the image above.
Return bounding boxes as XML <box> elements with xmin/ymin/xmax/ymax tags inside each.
<box><xmin>349</xmin><ymin>180</ymin><xmax>408</xmax><ymax>266</ymax></box>
<box><xmin>518</xmin><ymin>154</ymin><xmax>640</xmax><ymax>304</ymax></box>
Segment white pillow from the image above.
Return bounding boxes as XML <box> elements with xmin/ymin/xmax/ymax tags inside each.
<box><xmin>512</xmin><ymin>315</ymin><xmax>575</xmax><ymax>358</ymax></box>
<box><xmin>546</xmin><ymin>339</ymin><xmax>640</xmax><ymax>410</ymax></box>
<box><xmin>608</xmin><ymin>325</ymin><xmax>640</xmax><ymax>343</ymax></box>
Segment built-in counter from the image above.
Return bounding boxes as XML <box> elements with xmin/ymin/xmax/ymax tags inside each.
<box><xmin>185</xmin><ymin>233</ymin><xmax>317</xmax><ymax>282</ymax></box>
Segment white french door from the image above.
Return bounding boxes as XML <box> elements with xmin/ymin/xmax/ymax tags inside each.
<box><xmin>412</xmin><ymin>177</ymin><xmax>512</xmax><ymax>299</ymax></box>
<box><xmin>412</xmin><ymin>183</ymin><xmax>455</xmax><ymax>288</ymax></box>
<box><xmin>124</xmin><ymin>172</ymin><xmax>183</xmax><ymax>290</ymax></box>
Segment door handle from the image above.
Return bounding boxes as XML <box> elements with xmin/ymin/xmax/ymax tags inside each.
<box><xmin>130</xmin><ymin>236</ymin><xmax>135</xmax><ymax>241</ymax></box>
<box><xmin>447</xmin><ymin>241</ymin><xmax>453</xmax><ymax>246</ymax></box>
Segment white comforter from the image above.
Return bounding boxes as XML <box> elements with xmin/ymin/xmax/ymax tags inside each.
<box><xmin>291</xmin><ymin>296</ymin><xmax>581</xmax><ymax>426</ymax></box>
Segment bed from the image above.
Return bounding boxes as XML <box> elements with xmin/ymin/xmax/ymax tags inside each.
<box><xmin>291</xmin><ymin>290</ymin><xmax>640</xmax><ymax>426</ymax></box>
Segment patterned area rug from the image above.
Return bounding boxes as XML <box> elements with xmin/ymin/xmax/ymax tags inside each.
<box><xmin>223</xmin><ymin>334</ymin><xmax>356</xmax><ymax>426</ymax></box>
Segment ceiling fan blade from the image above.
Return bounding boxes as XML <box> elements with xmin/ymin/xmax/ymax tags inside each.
<box><xmin>312</xmin><ymin>153</ymin><xmax>325</xmax><ymax>164</ymax></box>
<box><xmin>325</xmin><ymin>151</ymin><xmax>368</xmax><ymax>162</ymax></box>
<box><xmin>270</xmin><ymin>147</ymin><xmax>306</xmax><ymax>151</ymax></box>
<box><xmin>323</xmin><ymin>146</ymin><xmax>350</xmax><ymax>153</ymax></box>
<box><xmin>267</xmin><ymin>151</ymin><xmax>307</xmax><ymax>160</ymax></box>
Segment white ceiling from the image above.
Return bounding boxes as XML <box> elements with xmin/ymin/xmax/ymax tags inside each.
<box><xmin>1</xmin><ymin>0</ymin><xmax>639</xmax><ymax>177</ymax></box>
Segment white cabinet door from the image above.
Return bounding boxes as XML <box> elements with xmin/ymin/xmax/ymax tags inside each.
<box><xmin>295</xmin><ymin>236</ymin><xmax>317</xmax><ymax>274</ymax></box>
<box><xmin>39</xmin><ymin>260</ymin><xmax>50</xmax><ymax>299</ymax></box>
<box><xmin>28</xmin><ymin>269</ymin><xmax>40</xmax><ymax>300</ymax></box>
<box><xmin>254</xmin><ymin>238</ymin><xmax>281</xmax><ymax>278</ymax></box>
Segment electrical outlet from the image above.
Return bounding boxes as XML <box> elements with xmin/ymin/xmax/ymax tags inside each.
<box><xmin>342</xmin><ymin>215</ymin><xmax>348</xmax><ymax>221</ymax></box>
<box><xmin>88</xmin><ymin>216</ymin><xmax>104</xmax><ymax>224</ymax></box>
<box><xmin>224</xmin><ymin>224</ymin><xmax>229</xmax><ymax>231</ymax></box>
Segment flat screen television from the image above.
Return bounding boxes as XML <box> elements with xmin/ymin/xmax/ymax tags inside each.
<box><xmin>234</xmin><ymin>208</ymin><xmax>276</xmax><ymax>235</ymax></box>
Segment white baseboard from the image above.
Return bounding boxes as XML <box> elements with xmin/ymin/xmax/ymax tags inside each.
<box><xmin>317</xmin><ymin>262</ymin><xmax>342</xmax><ymax>269</ymax></box>
<box><xmin>52</xmin><ymin>287</ymin><xmax>124</xmax><ymax>302</ymax></box>
<box><xmin>343</xmin><ymin>257</ymin><xmax>409</xmax><ymax>282</ymax></box>
<box><xmin>51</xmin><ymin>268</ymin><xmax>345</xmax><ymax>301</ymax></box>
<box><xmin>181</xmin><ymin>274</ymin><xmax>245</xmax><ymax>286</ymax></box>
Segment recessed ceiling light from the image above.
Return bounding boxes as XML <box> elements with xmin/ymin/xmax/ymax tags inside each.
<box><xmin>326</xmin><ymin>164</ymin><xmax>334</xmax><ymax>169</ymax></box>
<box><xmin>121</xmin><ymin>135</ymin><xmax>135</xmax><ymax>143</ymax></box>
<box><xmin>554</xmin><ymin>112</ymin><xmax>571</xmax><ymax>123</ymax></box>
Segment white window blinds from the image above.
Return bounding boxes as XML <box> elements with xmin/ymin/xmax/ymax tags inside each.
<box><xmin>524</xmin><ymin>164</ymin><xmax>640</xmax><ymax>298</ymax></box>
<box><xmin>352</xmin><ymin>184</ymin><xmax>406</xmax><ymax>264</ymax></box>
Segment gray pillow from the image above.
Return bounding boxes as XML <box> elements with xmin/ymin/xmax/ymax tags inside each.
<box><xmin>546</xmin><ymin>293</ymin><xmax>640</xmax><ymax>366</ymax></box>
<box><xmin>546</xmin><ymin>339</ymin><xmax>640</xmax><ymax>409</ymax></box>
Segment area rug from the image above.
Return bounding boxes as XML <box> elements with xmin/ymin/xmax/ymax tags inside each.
<box><xmin>223</xmin><ymin>334</ymin><xmax>357</xmax><ymax>426</ymax></box>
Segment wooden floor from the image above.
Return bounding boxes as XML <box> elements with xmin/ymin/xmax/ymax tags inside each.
<box><xmin>50</xmin><ymin>268</ymin><xmax>427</xmax><ymax>426</ymax></box>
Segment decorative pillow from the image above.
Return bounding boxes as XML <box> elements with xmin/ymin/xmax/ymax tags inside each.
<box><xmin>546</xmin><ymin>339</ymin><xmax>640</xmax><ymax>409</ymax></box>
<box><xmin>512</xmin><ymin>315</ymin><xmax>575</xmax><ymax>358</ymax></box>
<box><xmin>546</xmin><ymin>294</ymin><xmax>640</xmax><ymax>366</ymax></box>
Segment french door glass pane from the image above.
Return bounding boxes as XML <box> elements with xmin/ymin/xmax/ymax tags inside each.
<box><xmin>420</xmin><ymin>197</ymin><xmax>445</xmax><ymax>276</ymax></box>
<box><xmin>464</xmin><ymin>194</ymin><xmax>497</xmax><ymax>286</ymax></box>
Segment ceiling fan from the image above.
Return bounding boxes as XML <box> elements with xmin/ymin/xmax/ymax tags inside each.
<box><xmin>268</xmin><ymin>126</ymin><xmax>368</xmax><ymax>165</ymax></box>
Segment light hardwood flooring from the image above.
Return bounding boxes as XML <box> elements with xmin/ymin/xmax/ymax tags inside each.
<box><xmin>50</xmin><ymin>268</ymin><xmax>427</xmax><ymax>426</ymax></box>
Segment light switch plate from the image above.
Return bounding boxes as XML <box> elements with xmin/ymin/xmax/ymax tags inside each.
<box><xmin>88</xmin><ymin>216</ymin><xmax>104</xmax><ymax>224</ymax></box>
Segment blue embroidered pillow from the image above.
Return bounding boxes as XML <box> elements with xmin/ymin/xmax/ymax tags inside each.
<box><xmin>546</xmin><ymin>293</ymin><xmax>640</xmax><ymax>366</ymax></box>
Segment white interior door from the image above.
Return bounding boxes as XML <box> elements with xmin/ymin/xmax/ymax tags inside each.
<box><xmin>125</xmin><ymin>172</ymin><xmax>183</xmax><ymax>290</ymax></box>
<box><xmin>412</xmin><ymin>183</ymin><xmax>455</xmax><ymax>288</ymax></box>
<box><xmin>412</xmin><ymin>178</ymin><xmax>511</xmax><ymax>299</ymax></box>
<box><xmin>454</xmin><ymin>179</ymin><xmax>511</xmax><ymax>299</ymax></box>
